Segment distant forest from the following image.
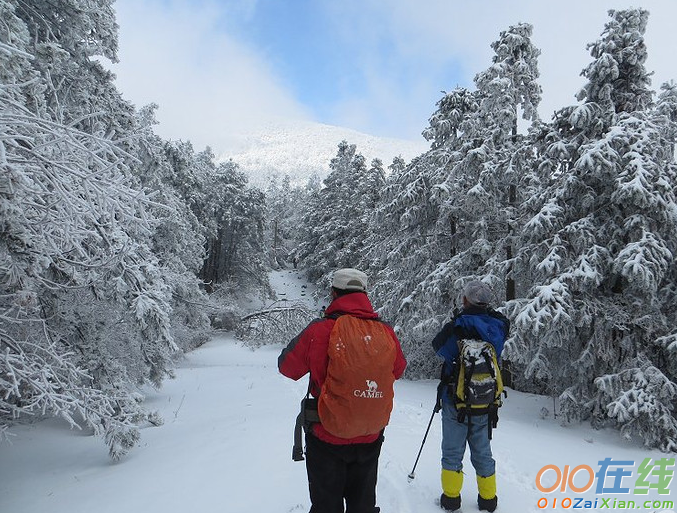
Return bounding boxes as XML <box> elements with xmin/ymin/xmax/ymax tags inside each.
<box><xmin>1</xmin><ymin>3</ymin><xmax>675</xmax><ymax>455</ymax></box>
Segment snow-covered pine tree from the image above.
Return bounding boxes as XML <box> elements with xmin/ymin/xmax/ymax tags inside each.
<box><xmin>264</xmin><ymin>173</ymin><xmax>315</xmax><ymax>269</ymax></box>
<box><xmin>358</xmin><ymin>156</ymin><xmax>407</xmax><ymax>279</ymax></box>
<box><xmin>577</xmin><ymin>8</ymin><xmax>653</xmax><ymax>119</ymax></box>
<box><xmin>365</xmin><ymin>153</ymin><xmax>444</xmax><ymax>364</ymax></box>
<box><xmin>347</xmin><ymin>157</ymin><xmax>386</xmax><ymax>270</ymax></box>
<box><xmin>296</xmin><ymin>141</ymin><xmax>373</xmax><ymax>288</ymax></box>
<box><xmin>506</xmin><ymin>8</ymin><xmax>677</xmax><ymax>451</ymax></box>
<box><xmin>370</xmin><ymin>24</ymin><xmax>542</xmax><ymax>377</ymax></box>
<box><xmin>361</xmin><ymin>158</ymin><xmax>386</xmax><ymax>222</ymax></box>
<box><xmin>368</xmin><ymin>86</ymin><xmax>488</xmax><ymax>376</ymax></box>
<box><xmin>197</xmin><ymin>153</ymin><xmax>269</xmax><ymax>296</ymax></box>
<box><xmin>473</xmin><ymin>22</ymin><xmax>542</xmax><ymax>301</ymax></box>
<box><xmin>264</xmin><ymin>173</ymin><xmax>291</xmax><ymax>268</ymax></box>
<box><xmin>131</xmin><ymin>105</ymin><xmax>212</xmax><ymax>351</ymax></box>
<box><xmin>362</xmin><ymin>89</ymin><xmax>478</xmax><ymax>353</ymax></box>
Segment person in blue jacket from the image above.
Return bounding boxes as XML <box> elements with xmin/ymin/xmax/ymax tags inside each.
<box><xmin>431</xmin><ymin>281</ymin><xmax>510</xmax><ymax>512</ymax></box>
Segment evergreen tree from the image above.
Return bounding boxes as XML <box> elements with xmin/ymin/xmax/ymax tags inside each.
<box><xmin>474</xmin><ymin>22</ymin><xmax>542</xmax><ymax>301</ymax></box>
<box><xmin>506</xmin><ymin>8</ymin><xmax>677</xmax><ymax>451</ymax></box>
<box><xmin>577</xmin><ymin>9</ymin><xmax>653</xmax><ymax>119</ymax></box>
<box><xmin>296</xmin><ymin>141</ymin><xmax>371</xmax><ymax>286</ymax></box>
<box><xmin>131</xmin><ymin>106</ymin><xmax>211</xmax><ymax>351</ymax></box>
<box><xmin>199</xmin><ymin>155</ymin><xmax>268</xmax><ymax>295</ymax></box>
<box><xmin>370</xmin><ymin>24</ymin><xmax>542</xmax><ymax>377</ymax></box>
<box><xmin>263</xmin><ymin>173</ymin><xmax>313</xmax><ymax>269</ymax></box>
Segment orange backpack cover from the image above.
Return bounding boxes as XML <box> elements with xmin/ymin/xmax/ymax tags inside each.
<box><xmin>318</xmin><ymin>315</ymin><xmax>397</xmax><ymax>438</ymax></box>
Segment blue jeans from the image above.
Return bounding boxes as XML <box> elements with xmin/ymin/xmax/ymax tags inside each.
<box><xmin>441</xmin><ymin>400</ymin><xmax>495</xmax><ymax>477</ymax></box>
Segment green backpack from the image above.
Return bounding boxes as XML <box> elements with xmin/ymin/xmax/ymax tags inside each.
<box><xmin>452</xmin><ymin>339</ymin><xmax>504</xmax><ymax>438</ymax></box>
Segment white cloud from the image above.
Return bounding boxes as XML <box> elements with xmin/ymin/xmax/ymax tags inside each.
<box><xmin>110</xmin><ymin>0</ymin><xmax>310</xmax><ymax>153</ymax></box>
<box><xmin>109</xmin><ymin>0</ymin><xmax>677</xmax><ymax>156</ymax></box>
<box><xmin>356</xmin><ymin>0</ymin><xmax>677</xmax><ymax>122</ymax></box>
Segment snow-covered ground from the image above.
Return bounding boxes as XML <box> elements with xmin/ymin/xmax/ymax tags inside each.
<box><xmin>268</xmin><ymin>268</ymin><xmax>323</xmax><ymax>311</ymax></box>
<box><xmin>1</xmin><ymin>270</ymin><xmax>673</xmax><ymax>513</ymax></box>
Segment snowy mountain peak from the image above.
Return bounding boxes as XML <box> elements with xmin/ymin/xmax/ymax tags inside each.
<box><xmin>217</xmin><ymin>119</ymin><xmax>430</xmax><ymax>187</ymax></box>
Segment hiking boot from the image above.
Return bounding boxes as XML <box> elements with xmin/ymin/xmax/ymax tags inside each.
<box><xmin>440</xmin><ymin>493</ymin><xmax>461</xmax><ymax>511</ymax></box>
<box><xmin>477</xmin><ymin>494</ymin><xmax>498</xmax><ymax>512</ymax></box>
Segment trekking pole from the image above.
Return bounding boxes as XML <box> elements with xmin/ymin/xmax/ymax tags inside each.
<box><xmin>407</xmin><ymin>401</ymin><xmax>440</xmax><ymax>481</ymax></box>
<box><xmin>408</xmin><ymin>364</ymin><xmax>447</xmax><ymax>481</ymax></box>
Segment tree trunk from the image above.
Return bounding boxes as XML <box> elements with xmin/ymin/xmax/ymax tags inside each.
<box><xmin>506</xmin><ymin>183</ymin><xmax>516</xmax><ymax>301</ymax></box>
<box><xmin>506</xmin><ymin>119</ymin><xmax>518</xmax><ymax>301</ymax></box>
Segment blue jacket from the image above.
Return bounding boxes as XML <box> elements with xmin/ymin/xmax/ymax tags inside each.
<box><xmin>432</xmin><ymin>306</ymin><xmax>510</xmax><ymax>376</ymax></box>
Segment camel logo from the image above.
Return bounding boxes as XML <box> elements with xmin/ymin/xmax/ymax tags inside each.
<box><xmin>354</xmin><ymin>379</ymin><xmax>384</xmax><ymax>398</ymax></box>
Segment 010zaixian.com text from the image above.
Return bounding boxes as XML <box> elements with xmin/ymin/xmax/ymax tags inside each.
<box><xmin>534</xmin><ymin>457</ymin><xmax>674</xmax><ymax>511</ymax></box>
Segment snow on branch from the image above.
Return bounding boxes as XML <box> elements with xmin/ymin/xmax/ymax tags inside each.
<box><xmin>613</xmin><ymin>230</ymin><xmax>673</xmax><ymax>293</ymax></box>
<box><xmin>236</xmin><ymin>300</ymin><xmax>316</xmax><ymax>348</ymax></box>
<box><xmin>523</xmin><ymin>198</ymin><xmax>563</xmax><ymax>239</ymax></box>
<box><xmin>655</xmin><ymin>333</ymin><xmax>677</xmax><ymax>354</ymax></box>
<box><xmin>515</xmin><ymin>279</ymin><xmax>571</xmax><ymax>335</ymax></box>
<box><xmin>1</xmin><ymin>86</ymin><xmax>175</xmax><ymax>458</ymax></box>
<box><xmin>595</xmin><ymin>359</ymin><xmax>677</xmax><ymax>452</ymax></box>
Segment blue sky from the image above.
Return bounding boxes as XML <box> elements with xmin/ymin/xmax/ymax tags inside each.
<box><xmin>110</xmin><ymin>0</ymin><xmax>677</xmax><ymax>155</ymax></box>
<box><xmin>228</xmin><ymin>1</ymin><xmax>465</xmax><ymax>129</ymax></box>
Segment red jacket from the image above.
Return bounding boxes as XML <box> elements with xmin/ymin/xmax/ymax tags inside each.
<box><xmin>278</xmin><ymin>292</ymin><xmax>407</xmax><ymax>445</ymax></box>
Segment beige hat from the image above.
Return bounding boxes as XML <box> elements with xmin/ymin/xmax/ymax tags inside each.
<box><xmin>464</xmin><ymin>280</ymin><xmax>493</xmax><ymax>306</ymax></box>
<box><xmin>332</xmin><ymin>268</ymin><xmax>368</xmax><ymax>292</ymax></box>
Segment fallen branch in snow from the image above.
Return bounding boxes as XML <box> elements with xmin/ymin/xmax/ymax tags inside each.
<box><xmin>240</xmin><ymin>306</ymin><xmax>310</xmax><ymax>322</ymax></box>
<box><xmin>236</xmin><ymin>301</ymin><xmax>316</xmax><ymax>347</ymax></box>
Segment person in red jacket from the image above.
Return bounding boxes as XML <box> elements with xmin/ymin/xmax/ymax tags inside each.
<box><xmin>279</xmin><ymin>268</ymin><xmax>407</xmax><ymax>513</ymax></box>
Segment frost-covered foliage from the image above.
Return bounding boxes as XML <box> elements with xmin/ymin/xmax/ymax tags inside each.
<box><xmin>1</xmin><ymin>91</ymin><xmax>175</xmax><ymax>458</ymax></box>
<box><xmin>197</xmin><ymin>154</ymin><xmax>269</xmax><ymax>297</ymax></box>
<box><xmin>16</xmin><ymin>0</ymin><xmax>136</xmax><ymax>140</ymax></box>
<box><xmin>0</xmin><ymin>0</ymin><xmax>261</xmax><ymax>457</ymax></box>
<box><xmin>0</xmin><ymin>0</ymin><xmax>169</xmax><ymax>459</ymax></box>
<box><xmin>294</xmin><ymin>10</ymin><xmax>677</xmax><ymax>450</ymax></box>
<box><xmin>506</xmin><ymin>9</ymin><xmax>677</xmax><ymax>451</ymax></box>
<box><xmin>130</xmin><ymin>108</ymin><xmax>212</xmax><ymax>352</ymax></box>
<box><xmin>365</xmin><ymin>23</ymin><xmax>542</xmax><ymax>377</ymax></box>
<box><xmin>144</xmin><ymin>135</ymin><xmax>270</xmax><ymax>300</ymax></box>
<box><xmin>263</xmin><ymin>173</ymin><xmax>316</xmax><ymax>269</ymax></box>
<box><xmin>296</xmin><ymin>141</ymin><xmax>384</xmax><ymax>288</ymax></box>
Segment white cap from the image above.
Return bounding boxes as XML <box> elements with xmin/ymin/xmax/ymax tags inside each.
<box><xmin>332</xmin><ymin>268</ymin><xmax>368</xmax><ymax>292</ymax></box>
<box><xmin>464</xmin><ymin>280</ymin><xmax>493</xmax><ymax>306</ymax></box>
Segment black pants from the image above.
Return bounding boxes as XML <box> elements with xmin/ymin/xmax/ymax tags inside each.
<box><xmin>305</xmin><ymin>432</ymin><xmax>383</xmax><ymax>513</ymax></box>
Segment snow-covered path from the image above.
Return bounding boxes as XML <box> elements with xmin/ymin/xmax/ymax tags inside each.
<box><xmin>1</xmin><ymin>270</ymin><xmax>672</xmax><ymax>513</ymax></box>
